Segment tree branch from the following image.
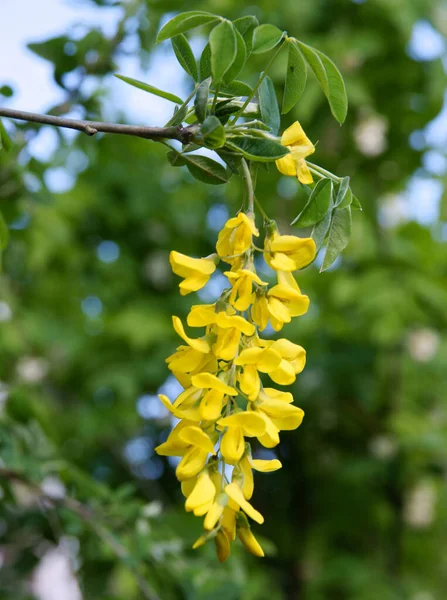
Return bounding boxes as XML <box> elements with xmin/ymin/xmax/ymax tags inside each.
<box><xmin>0</xmin><ymin>107</ymin><xmax>196</xmax><ymax>144</ymax></box>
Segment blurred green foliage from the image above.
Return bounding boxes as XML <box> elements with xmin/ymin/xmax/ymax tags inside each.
<box><xmin>1</xmin><ymin>0</ymin><xmax>447</xmax><ymax>598</ymax></box>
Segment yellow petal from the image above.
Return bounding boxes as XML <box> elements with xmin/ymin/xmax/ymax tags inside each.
<box><xmin>187</xmin><ymin>304</ymin><xmax>217</xmax><ymax>327</ymax></box>
<box><xmin>215</xmin><ymin>312</ymin><xmax>255</xmax><ymax>336</ymax></box>
<box><xmin>251</xmin><ymin>295</ymin><xmax>269</xmax><ymax>331</ymax></box>
<box><xmin>270</xmin><ymin>252</ymin><xmax>298</xmax><ymax>272</ymax></box>
<box><xmin>238</xmin><ymin>525</ymin><xmax>265</xmax><ymax>557</ymax></box>
<box><xmin>296</xmin><ymin>158</ymin><xmax>314</xmax><ymax>184</ymax></box>
<box><xmin>185</xmin><ymin>472</ymin><xmax>216</xmax><ymax>512</ymax></box>
<box><xmin>176</xmin><ymin>447</ymin><xmax>209</xmax><ymax>481</ymax></box>
<box><xmin>221</xmin><ymin>427</ymin><xmax>245</xmax><ymax>463</ymax></box>
<box><xmin>191</xmin><ymin>372</ymin><xmax>237</xmax><ymax>396</ymax></box>
<box><xmin>240</xmin><ymin>455</ymin><xmax>254</xmax><ymax>499</ymax></box>
<box><xmin>234</xmin><ymin>346</ymin><xmax>283</xmax><ymax>372</ymax></box>
<box><xmin>280</xmin><ymin>121</ymin><xmax>314</xmax><ymax>150</ymax></box>
<box><xmin>214</xmin><ymin>529</ymin><xmax>231</xmax><ymax>563</ymax></box>
<box><xmin>178</xmin><ymin>425</ymin><xmax>216</xmax><ymax>454</ymax></box>
<box><xmin>238</xmin><ymin>364</ymin><xmax>260</xmax><ymax>401</ymax></box>
<box><xmin>256</xmin><ymin>412</ymin><xmax>280</xmax><ymax>448</ymax></box>
<box><xmin>221</xmin><ymin>507</ymin><xmax>237</xmax><ymax>541</ymax></box>
<box><xmin>218</xmin><ymin>412</ymin><xmax>266</xmax><ymax>437</ymax></box>
<box><xmin>287</xmin><ymin>294</ymin><xmax>310</xmax><ymax>317</ymax></box>
<box><xmin>204</xmin><ymin>500</ymin><xmax>225</xmax><ymax>531</ymax></box>
<box><xmin>269</xmin><ymin>360</ymin><xmax>297</xmax><ymax>385</ymax></box>
<box><xmin>213</xmin><ymin>327</ymin><xmax>241</xmax><ymax>361</ymax></box>
<box><xmin>250</xmin><ymin>458</ymin><xmax>282</xmax><ymax>472</ymax></box>
<box><xmin>267</xmin><ymin>296</ymin><xmax>291</xmax><ymax>324</ymax></box>
<box><xmin>224</xmin><ymin>483</ymin><xmax>264</xmax><ymax>524</ymax></box>
<box><xmin>262</xmin><ymin>388</ymin><xmax>294</xmax><ymax>404</ymax></box>
<box><xmin>166</xmin><ymin>347</ymin><xmax>205</xmax><ymax>372</ymax></box>
<box><xmin>170</xmin><ymin>251</ymin><xmax>216</xmax><ymax>276</ymax></box>
<box><xmin>200</xmin><ymin>389</ymin><xmax>225</xmax><ymax>421</ymax></box>
<box><xmin>275</xmin><ymin>152</ymin><xmax>296</xmax><ymax>176</ymax></box>
<box><xmin>270</xmin><ymin>339</ymin><xmax>304</xmax><ymax>360</ymax></box>
<box><xmin>179</xmin><ymin>273</ymin><xmax>211</xmax><ymax>295</ymax></box>
<box><xmin>181</xmin><ymin>477</ymin><xmax>197</xmax><ymax>498</ymax></box>
<box><xmin>157</xmin><ymin>393</ymin><xmax>202</xmax><ymax>421</ymax></box>
<box><xmin>172</xmin><ymin>316</ymin><xmax>210</xmax><ymax>353</ymax></box>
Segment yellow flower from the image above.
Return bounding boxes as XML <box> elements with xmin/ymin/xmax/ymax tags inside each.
<box><xmin>264</xmin><ymin>230</ymin><xmax>316</xmax><ymax>272</ymax></box>
<box><xmin>172</xmin><ymin>316</ymin><xmax>211</xmax><ymax>353</ymax></box>
<box><xmin>216</xmin><ymin>212</ymin><xmax>259</xmax><ymax>263</ymax></box>
<box><xmin>239</xmin><ymin>452</ymin><xmax>282</xmax><ymax>500</ymax></box>
<box><xmin>225</xmin><ymin>269</ymin><xmax>268</xmax><ymax>311</ymax></box>
<box><xmin>184</xmin><ymin>471</ymin><xmax>217</xmax><ymax>516</ymax></box>
<box><xmin>224</xmin><ymin>482</ymin><xmax>264</xmax><ymax>524</ymax></box>
<box><xmin>234</xmin><ymin>346</ymin><xmax>282</xmax><ymax>400</ymax></box>
<box><xmin>212</xmin><ymin>312</ymin><xmax>255</xmax><ymax>361</ymax></box>
<box><xmin>217</xmin><ymin>411</ymin><xmax>266</xmax><ymax>463</ymax></box>
<box><xmin>237</xmin><ymin>513</ymin><xmax>265</xmax><ymax>557</ymax></box>
<box><xmin>267</xmin><ymin>280</ymin><xmax>310</xmax><ymax>331</ymax></box>
<box><xmin>190</xmin><ymin>372</ymin><xmax>238</xmax><ymax>420</ymax></box>
<box><xmin>170</xmin><ymin>251</ymin><xmax>217</xmax><ymax>295</ymax></box>
<box><xmin>251</xmin><ymin>388</ymin><xmax>305</xmax><ymax>448</ymax></box>
<box><xmin>248</xmin><ymin>289</ymin><xmax>264</xmax><ymax>327</ymax></box>
<box><xmin>214</xmin><ymin>529</ymin><xmax>231</xmax><ymax>562</ymax></box>
<box><xmin>262</xmin><ymin>338</ymin><xmax>306</xmax><ymax>385</ymax></box>
<box><xmin>275</xmin><ymin>121</ymin><xmax>315</xmax><ymax>184</ymax></box>
<box><xmin>176</xmin><ymin>446</ymin><xmax>210</xmax><ymax>481</ymax></box>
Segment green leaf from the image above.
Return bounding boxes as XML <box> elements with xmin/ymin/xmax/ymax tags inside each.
<box><xmin>258</xmin><ymin>75</ymin><xmax>280</xmax><ymax>135</ymax></box>
<box><xmin>114</xmin><ymin>75</ymin><xmax>183</xmax><ymax>104</ymax></box>
<box><xmin>0</xmin><ymin>119</ymin><xmax>12</xmax><ymax>152</ymax></box>
<box><xmin>227</xmin><ymin>136</ymin><xmax>289</xmax><ymax>162</ymax></box>
<box><xmin>166</xmin><ymin>103</ymin><xmax>189</xmax><ymax>126</ymax></box>
<box><xmin>156</xmin><ymin>11</ymin><xmax>218</xmax><ymax>43</ymax></box>
<box><xmin>0</xmin><ymin>210</ymin><xmax>8</xmax><ymax>250</ymax></box>
<box><xmin>334</xmin><ymin>176</ymin><xmax>350</xmax><ymax>208</ymax></box>
<box><xmin>291</xmin><ymin>178</ymin><xmax>333</xmax><ymax>227</ymax></box>
<box><xmin>222</xmin><ymin>28</ymin><xmax>246</xmax><ymax>84</ymax></box>
<box><xmin>201</xmin><ymin>116</ymin><xmax>226</xmax><ymax>149</ymax></box>
<box><xmin>209</xmin><ymin>20</ymin><xmax>237</xmax><ymax>83</ymax></box>
<box><xmin>282</xmin><ymin>40</ymin><xmax>307</xmax><ymax>114</ymax></box>
<box><xmin>199</xmin><ymin>43</ymin><xmax>212</xmax><ymax>81</ymax></box>
<box><xmin>337</xmin><ymin>187</ymin><xmax>353</xmax><ymax>209</ymax></box>
<box><xmin>220</xmin><ymin>81</ymin><xmax>253</xmax><ymax>96</ymax></box>
<box><xmin>296</xmin><ymin>41</ymin><xmax>348</xmax><ymax>124</ymax></box>
<box><xmin>320</xmin><ymin>206</ymin><xmax>351</xmax><ymax>272</ymax></box>
<box><xmin>194</xmin><ymin>78</ymin><xmax>210</xmax><ymax>122</ymax></box>
<box><xmin>233</xmin><ymin>16</ymin><xmax>258</xmax><ymax>54</ymax></box>
<box><xmin>171</xmin><ymin>35</ymin><xmax>198</xmax><ymax>81</ymax></box>
<box><xmin>252</xmin><ymin>24</ymin><xmax>284</xmax><ymax>55</ymax></box>
<box><xmin>351</xmin><ymin>194</ymin><xmax>362</xmax><ymax>210</ymax></box>
<box><xmin>167</xmin><ymin>150</ymin><xmax>229</xmax><ymax>185</ymax></box>
<box><xmin>311</xmin><ymin>206</ymin><xmax>332</xmax><ymax>251</ymax></box>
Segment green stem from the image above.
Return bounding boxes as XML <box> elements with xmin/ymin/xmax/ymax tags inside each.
<box><xmin>307</xmin><ymin>161</ymin><xmax>342</xmax><ymax>183</ymax></box>
<box><xmin>164</xmin><ymin>85</ymin><xmax>198</xmax><ymax>126</ymax></box>
<box><xmin>254</xmin><ymin>195</ymin><xmax>271</xmax><ymax>223</ymax></box>
<box><xmin>211</xmin><ymin>83</ymin><xmax>220</xmax><ymax>113</ymax></box>
<box><xmin>229</xmin><ymin>39</ymin><xmax>286</xmax><ymax>125</ymax></box>
<box><xmin>240</xmin><ymin>158</ymin><xmax>254</xmax><ymax>212</ymax></box>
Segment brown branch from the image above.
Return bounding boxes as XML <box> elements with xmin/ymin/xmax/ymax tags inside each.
<box><xmin>0</xmin><ymin>106</ymin><xmax>197</xmax><ymax>144</ymax></box>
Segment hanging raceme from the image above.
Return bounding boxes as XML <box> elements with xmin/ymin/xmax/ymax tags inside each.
<box><xmin>156</xmin><ymin>182</ymin><xmax>316</xmax><ymax>560</ymax></box>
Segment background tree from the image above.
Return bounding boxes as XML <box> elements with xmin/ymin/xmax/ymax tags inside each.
<box><xmin>0</xmin><ymin>1</ymin><xmax>446</xmax><ymax>598</ymax></box>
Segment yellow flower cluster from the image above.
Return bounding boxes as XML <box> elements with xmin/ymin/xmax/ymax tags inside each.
<box><xmin>156</xmin><ymin>209</ymin><xmax>316</xmax><ymax>561</ymax></box>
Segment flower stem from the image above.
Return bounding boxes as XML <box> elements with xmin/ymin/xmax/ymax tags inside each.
<box><xmin>229</xmin><ymin>39</ymin><xmax>286</xmax><ymax>125</ymax></box>
<box><xmin>240</xmin><ymin>158</ymin><xmax>255</xmax><ymax>213</ymax></box>
<box><xmin>307</xmin><ymin>161</ymin><xmax>342</xmax><ymax>183</ymax></box>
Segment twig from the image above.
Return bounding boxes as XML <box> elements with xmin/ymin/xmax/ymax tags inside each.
<box><xmin>0</xmin><ymin>107</ymin><xmax>197</xmax><ymax>145</ymax></box>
